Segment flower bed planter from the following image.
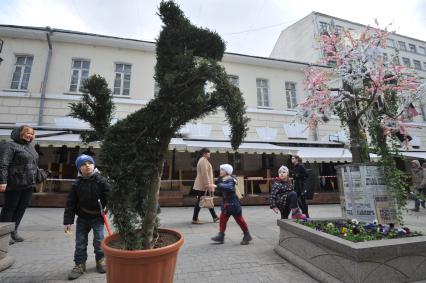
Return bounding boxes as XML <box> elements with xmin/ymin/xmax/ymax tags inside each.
<box><xmin>275</xmin><ymin>218</ymin><xmax>426</xmax><ymax>283</ymax></box>
<box><xmin>0</xmin><ymin>223</ymin><xmax>15</xmax><ymax>272</ymax></box>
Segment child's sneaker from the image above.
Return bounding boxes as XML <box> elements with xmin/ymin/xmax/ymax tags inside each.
<box><xmin>291</xmin><ymin>208</ymin><xmax>307</xmax><ymax>220</ymax></box>
<box><xmin>96</xmin><ymin>258</ymin><xmax>106</xmax><ymax>274</ymax></box>
<box><xmin>68</xmin><ymin>263</ymin><xmax>86</xmax><ymax>280</ymax></box>
<box><xmin>211</xmin><ymin>232</ymin><xmax>225</xmax><ymax>243</ymax></box>
<box><xmin>240</xmin><ymin>231</ymin><xmax>252</xmax><ymax>245</ymax></box>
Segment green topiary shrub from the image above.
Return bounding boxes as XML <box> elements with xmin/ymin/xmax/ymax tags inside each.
<box><xmin>99</xmin><ymin>1</ymin><xmax>249</xmax><ymax>250</ymax></box>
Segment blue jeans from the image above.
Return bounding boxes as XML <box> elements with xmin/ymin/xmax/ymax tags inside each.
<box><xmin>74</xmin><ymin>217</ymin><xmax>104</xmax><ymax>263</ymax></box>
<box><xmin>415</xmin><ymin>188</ymin><xmax>425</xmax><ymax>210</ymax></box>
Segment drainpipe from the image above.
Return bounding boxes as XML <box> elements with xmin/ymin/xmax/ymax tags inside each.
<box><xmin>38</xmin><ymin>26</ymin><xmax>53</xmax><ymax>126</ymax></box>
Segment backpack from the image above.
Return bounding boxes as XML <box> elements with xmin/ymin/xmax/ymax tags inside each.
<box><xmin>303</xmin><ymin>169</ymin><xmax>316</xmax><ymax>200</ymax></box>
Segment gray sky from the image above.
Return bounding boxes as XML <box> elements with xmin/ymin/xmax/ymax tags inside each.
<box><xmin>1</xmin><ymin>0</ymin><xmax>425</xmax><ymax>57</ymax></box>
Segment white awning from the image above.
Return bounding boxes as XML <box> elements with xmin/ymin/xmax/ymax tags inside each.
<box><xmin>35</xmin><ymin>134</ymin><xmax>99</xmax><ymax>148</ymax></box>
<box><xmin>400</xmin><ymin>151</ymin><xmax>426</xmax><ymax>160</ymax></box>
<box><xmin>285</xmin><ymin>146</ymin><xmax>379</xmax><ymax>163</ymax></box>
<box><xmin>182</xmin><ymin>140</ymin><xmax>297</xmax><ymax>154</ymax></box>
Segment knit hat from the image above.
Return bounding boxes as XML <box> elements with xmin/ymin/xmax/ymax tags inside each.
<box><xmin>75</xmin><ymin>154</ymin><xmax>95</xmax><ymax>171</ymax></box>
<box><xmin>220</xmin><ymin>164</ymin><xmax>233</xmax><ymax>175</ymax></box>
<box><xmin>278</xmin><ymin>165</ymin><xmax>289</xmax><ymax>174</ymax></box>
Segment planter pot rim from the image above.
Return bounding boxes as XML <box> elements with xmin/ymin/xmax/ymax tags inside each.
<box><xmin>278</xmin><ymin>218</ymin><xmax>426</xmax><ymax>258</ymax></box>
<box><xmin>101</xmin><ymin>227</ymin><xmax>184</xmax><ymax>259</ymax></box>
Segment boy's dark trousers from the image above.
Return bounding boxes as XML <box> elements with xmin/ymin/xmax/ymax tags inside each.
<box><xmin>74</xmin><ymin>217</ymin><xmax>105</xmax><ymax>264</ymax></box>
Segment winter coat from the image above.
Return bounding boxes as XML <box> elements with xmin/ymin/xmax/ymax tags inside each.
<box><xmin>63</xmin><ymin>171</ymin><xmax>111</xmax><ymax>225</ymax></box>
<box><xmin>270</xmin><ymin>178</ymin><xmax>294</xmax><ymax>210</ymax></box>
<box><xmin>0</xmin><ymin>127</ymin><xmax>39</xmax><ymax>190</ymax></box>
<box><xmin>292</xmin><ymin>163</ymin><xmax>307</xmax><ymax>194</ymax></box>
<box><xmin>193</xmin><ymin>157</ymin><xmax>214</xmax><ymax>192</ymax></box>
<box><xmin>412</xmin><ymin>162</ymin><xmax>426</xmax><ymax>189</ymax></box>
<box><xmin>216</xmin><ymin>175</ymin><xmax>242</xmax><ymax>216</ymax></box>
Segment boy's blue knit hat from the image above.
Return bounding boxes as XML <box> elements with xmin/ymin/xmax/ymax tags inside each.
<box><xmin>75</xmin><ymin>154</ymin><xmax>95</xmax><ymax>170</ymax></box>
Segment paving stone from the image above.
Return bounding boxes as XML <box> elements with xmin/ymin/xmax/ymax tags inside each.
<box><xmin>0</xmin><ymin>202</ymin><xmax>424</xmax><ymax>282</ymax></box>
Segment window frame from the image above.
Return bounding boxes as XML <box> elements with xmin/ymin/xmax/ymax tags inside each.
<box><xmin>10</xmin><ymin>54</ymin><xmax>34</xmax><ymax>90</ymax></box>
<box><xmin>408</xmin><ymin>43</ymin><xmax>417</xmax><ymax>53</ymax></box>
<box><xmin>319</xmin><ymin>22</ymin><xmax>329</xmax><ymax>34</ymax></box>
<box><xmin>112</xmin><ymin>62</ymin><xmax>132</xmax><ymax>97</ymax></box>
<box><xmin>398</xmin><ymin>41</ymin><xmax>407</xmax><ymax>51</ymax></box>
<box><xmin>68</xmin><ymin>58</ymin><xmax>91</xmax><ymax>93</ymax></box>
<box><xmin>402</xmin><ymin>57</ymin><xmax>411</xmax><ymax>67</ymax></box>
<box><xmin>413</xmin><ymin>60</ymin><xmax>422</xmax><ymax>70</ymax></box>
<box><xmin>228</xmin><ymin>75</ymin><xmax>239</xmax><ymax>87</ymax></box>
<box><xmin>285</xmin><ymin>81</ymin><xmax>297</xmax><ymax>109</ymax></box>
<box><xmin>256</xmin><ymin>78</ymin><xmax>271</xmax><ymax>108</ymax></box>
<box><xmin>387</xmin><ymin>39</ymin><xmax>395</xmax><ymax>48</ymax></box>
<box><xmin>419</xmin><ymin>46</ymin><xmax>426</xmax><ymax>56</ymax></box>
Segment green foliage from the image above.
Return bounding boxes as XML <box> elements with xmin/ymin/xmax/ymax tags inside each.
<box><xmin>68</xmin><ymin>75</ymin><xmax>115</xmax><ymax>142</ymax></box>
<box><xmin>368</xmin><ymin>91</ymin><xmax>408</xmax><ymax>224</ymax></box>
<box><xmin>100</xmin><ymin>1</ymin><xmax>248</xmax><ymax>250</ymax></box>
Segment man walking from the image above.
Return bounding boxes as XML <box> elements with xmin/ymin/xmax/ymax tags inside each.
<box><xmin>291</xmin><ymin>155</ymin><xmax>309</xmax><ymax>218</ymax></box>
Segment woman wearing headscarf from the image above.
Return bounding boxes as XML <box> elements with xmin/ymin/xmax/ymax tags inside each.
<box><xmin>0</xmin><ymin>125</ymin><xmax>40</xmax><ymax>244</ymax></box>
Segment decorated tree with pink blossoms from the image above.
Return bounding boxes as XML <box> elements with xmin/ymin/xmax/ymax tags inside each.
<box><xmin>300</xmin><ymin>22</ymin><xmax>424</xmax><ymax>163</ymax></box>
<box><xmin>298</xmin><ymin>22</ymin><xmax>425</xmax><ymax>218</ymax></box>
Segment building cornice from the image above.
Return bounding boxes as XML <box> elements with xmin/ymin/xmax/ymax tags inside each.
<box><xmin>0</xmin><ymin>24</ymin><xmax>328</xmax><ymax>70</ymax></box>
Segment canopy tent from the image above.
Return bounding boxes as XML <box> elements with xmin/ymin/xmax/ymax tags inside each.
<box><xmin>282</xmin><ymin>146</ymin><xmax>379</xmax><ymax>163</ymax></box>
<box><xmin>181</xmin><ymin>140</ymin><xmax>297</xmax><ymax>155</ymax></box>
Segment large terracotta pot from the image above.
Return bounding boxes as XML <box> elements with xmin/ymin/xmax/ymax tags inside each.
<box><xmin>101</xmin><ymin>228</ymin><xmax>184</xmax><ymax>283</ymax></box>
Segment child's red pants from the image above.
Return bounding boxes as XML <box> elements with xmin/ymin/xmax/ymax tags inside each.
<box><xmin>219</xmin><ymin>213</ymin><xmax>249</xmax><ymax>233</ymax></box>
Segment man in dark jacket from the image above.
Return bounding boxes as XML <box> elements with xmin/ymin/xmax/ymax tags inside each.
<box><xmin>291</xmin><ymin>155</ymin><xmax>309</xmax><ymax>218</ymax></box>
<box><xmin>0</xmin><ymin>125</ymin><xmax>38</xmax><ymax>244</ymax></box>
<box><xmin>63</xmin><ymin>154</ymin><xmax>111</xmax><ymax>280</ymax></box>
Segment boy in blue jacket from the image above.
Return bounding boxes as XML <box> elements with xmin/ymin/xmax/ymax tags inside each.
<box><xmin>211</xmin><ymin>164</ymin><xmax>252</xmax><ymax>245</ymax></box>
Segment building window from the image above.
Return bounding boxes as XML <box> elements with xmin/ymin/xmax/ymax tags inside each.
<box><xmin>387</xmin><ymin>39</ymin><xmax>395</xmax><ymax>48</ymax></box>
<box><xmin>228</xmin><ymin>75</ymin><xmax>239</xmax><ymax>87</ymax></box>
<box><xmin>382</xmin><ymin>52</ymin><xmax>388</xmax><ymax>62</ymax></box>
<box><xmin>423</xmin><ymin>62</ymin><xmax>426</xmax><ymax>70</ymax></box>
<box><xmin>419</xmin><ymin>46</ymin><xmax>426</xmax><ymax>56</ymax></box>
<box><xmin>393</xmin><ymin>56</ymin><xmax>400</xmax><ymax>65</ymax></box>
<box><xmin>113</xmin><ymin>63</ymin><xmax>131</xmax><ymax>96</ymax></box>
<box><xmin>10</xmin><ymin>55</ymin><xmax>33</xmax><ymax>90</ymax></box>
<box><xmin>154</xmin><ymin>81</ymin><xmax>160</xmax><ymax>96</ymax></box>
<box><xmin>256</xmin><ymin>79</ymin><xmax>270</xmax><ymax>107</ymax></box>
<box><xmin>69</xmin><ymin>59</ymin><xmax>90</xmax><ymax>92</ymax></box>
<box><xmin>413</xmin><ymin>60</ymin><xmax>422</xmax><ymax>70</ymax></box>
<box><xmin>319</xmin><ymin>22</ymin><xmax>329</xmax><ymax>34</ymax></box>
<box><xmin>285</xmin><ymin>82</ymin><xmax>297</xmax><ymax>109</ymax></box>
<box><xmin>408</xmin><ymin>44</ymin><xmax>417</xmax><ymax>53</ymax></box>
<box><xmin>402</xmin><ymin>57</ymin><xmax>411</xmax><ymax>67</ymax></box>
<box><xmin>334</xmin><ymin>25</ymin><xmax>343</xmax><ymax>35</ymax></box>
<box><xmin>398</xmin><ymin>41</ymin><xmax>407</xmax><ymax>51</ymax></box>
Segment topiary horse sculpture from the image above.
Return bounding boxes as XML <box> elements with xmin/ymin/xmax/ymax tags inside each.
<box><xmin>100</xmin><ymin>1</ymin><xmax>249</xmax><ymax>250</ymax></box>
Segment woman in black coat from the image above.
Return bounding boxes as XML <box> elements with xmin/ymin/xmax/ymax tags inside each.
<box><xmin>0</xmin><ymin>125</ymin><xmax>39</xmax><ymax>244</ymax></box>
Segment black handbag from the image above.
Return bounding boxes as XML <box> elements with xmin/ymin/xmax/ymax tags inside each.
<box><xmin>36</xmin><ymin>168</ymin><xmax>47</xmax><ymax>184</ymax></box>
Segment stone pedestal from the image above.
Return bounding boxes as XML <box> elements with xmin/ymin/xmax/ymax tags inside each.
<box><xmin>275</xmin><ymin>219</ymin><xmax>426</xmax><ymax>283</ymax></box>
<box><xmin>0</xmin><ymin>223</ymin><xmax>15</xmax><ymax>272</ymax></box>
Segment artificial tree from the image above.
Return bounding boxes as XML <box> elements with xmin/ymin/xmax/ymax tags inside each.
<box><xmin>96</xmin><ymin>1</ymin><xmax>248</xmax><ymax>250</ymax></box>
<box><xmin>299</xmin><ymin>22</ymin><xmax>425</xmax><ymax>219</ymax></box>
<box><xmin>69</xmin><ymin>74</ymin><xmax>115</xmax><ymax>142</ymax></box>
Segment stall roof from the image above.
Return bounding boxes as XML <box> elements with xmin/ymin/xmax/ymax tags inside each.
<box><xmin>400</xmin><ymin>151</ymin><xmax>426</xmax><ymax>160</ymax></box>
<box><xmin>35</xmin><ymin>134</ymin><xmax>98</xmax><ymax>147</ymax></box>
<box><xmin>285</xmin><ymin>146</ymin><xmax>379</xmax><ymax>163</ymax></box>
<box><xmin>181</xmin><ymin>140</ymin><xmax>297</xmax><ymax>154</ymax></box>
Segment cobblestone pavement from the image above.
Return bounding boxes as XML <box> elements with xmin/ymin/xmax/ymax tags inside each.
<box><xmin>0</xmin><ymin>202</ymin><xmax>425</xmax><ymax>283</ymax></box>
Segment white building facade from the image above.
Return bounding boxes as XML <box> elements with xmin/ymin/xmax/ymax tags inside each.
<box><xmin>0</xmin><ymin>22</ymin><xmax>424</xmax><ymax>203</ymax></box>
